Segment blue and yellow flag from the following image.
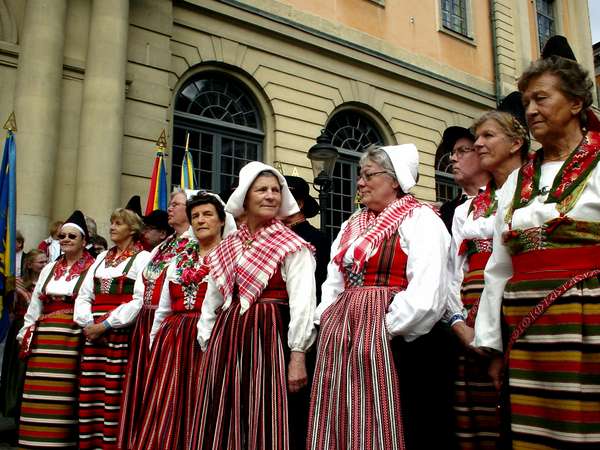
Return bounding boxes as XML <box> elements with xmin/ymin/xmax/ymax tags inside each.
<box><xmin>180</xmin><ymin>149</ymin><xmax>196</xmax><ymax>190</ymax></box>
<box><xmin>0</xmin><ymin>128</ymin><xmax>16</xmax><ymax>342</ymax></box>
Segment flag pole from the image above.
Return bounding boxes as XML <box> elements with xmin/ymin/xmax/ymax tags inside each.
<box><xmin>0</xmin><ymin>112</ymin><xmax>17</xmax><ymax>342</ymax></box>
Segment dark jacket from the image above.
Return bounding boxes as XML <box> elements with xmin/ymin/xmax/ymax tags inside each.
<box><xmin>439</xmin><ymin>194</ymin><xmax>467</xmax><ymax>235</ymax></box>
<box><xmin>290</xmin><ymin>220</ymin><xmax>330</xmax><ymax>304</ymax></box>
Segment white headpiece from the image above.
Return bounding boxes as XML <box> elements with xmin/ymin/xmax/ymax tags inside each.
<box><xmin>184</xmin><ymin>189</ymin><xmax>237</xmax><ymax>238</ymax></box>
<box><xmin>380</xmin><ymin>144</ymin><xmax>419</xmax><ymax>193</ymax></box>
<box><xmin>225</xmin><ymin>161</ymin><xmax>299</xmax><ymax>219</ymax></box>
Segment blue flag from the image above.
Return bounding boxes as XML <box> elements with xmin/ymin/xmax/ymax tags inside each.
<box><xmin>0</xmin><ymin>130</ymin><xmax>16</xmax><ymax>343</ymax></box>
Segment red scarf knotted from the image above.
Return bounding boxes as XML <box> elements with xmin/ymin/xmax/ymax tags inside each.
<box><xmin>209</xmin><ymin>219</ymin><xmax>313</xmax><ymax>314</ymax></box>
<box><xmin>333</xmin><ymin>194</ymin><xmax>422</xmax><ymax>274</ymax></box>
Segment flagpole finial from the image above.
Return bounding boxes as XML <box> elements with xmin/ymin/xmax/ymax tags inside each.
<box><xmin>3</xmin><ymin>112</ymin><xmax>17</xmax><ymax>132</ymax></box>
<box><xmin>156</xmin><ymin>129</ymin><xmax>167</xmax><ymax>150</ymax></box>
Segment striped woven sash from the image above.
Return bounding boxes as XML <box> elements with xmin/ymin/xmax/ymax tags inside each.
<box><xmin>504</xmin><ymin>245</ymin><xmax>600</xmax><ymax>365</ymax></box>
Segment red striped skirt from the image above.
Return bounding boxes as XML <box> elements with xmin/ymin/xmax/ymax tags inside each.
<box><xmin>191</xmin><ymin>298</ymin><xmax>291</xmax><ymax>450</ymax></box>
<box><xmin>18</xmin><ymin>311</ymin><xmax>83</xmax><ymax>449</ymax></box>
<box><xmin>454</xmin><ymin>252</ymin><xmax>500</xmax><ymax>450</ymax></box>
<box><xmin>503</xmin><ymin>246</ymin><xmax>600</xmax><ymax>449</ymax></box>
<box><xmin>117</xmin><ymin>305</ymin><xmax>156</xmax><ymax>450</ymax></box>
<box><xmin>132</xmin><ymin>311</ymin><xmax>202</xmax><ymax>450</ymax></box>
<box><xmin>78</xmin><ymin>297</ymin><xmax>132</xmax><ymax>450</ymax></box>
<box><xmin>307</xmin><ymin>286</ymin><xmax>405</xmax><ymax>450</ymax></box>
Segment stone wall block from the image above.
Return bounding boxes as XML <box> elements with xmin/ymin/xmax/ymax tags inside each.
<box><xmin>130</xmin><ymin>0</ymin><xmax>173</xmax><ymax>35</ymax></box>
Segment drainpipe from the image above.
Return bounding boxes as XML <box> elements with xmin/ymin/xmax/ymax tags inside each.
<box><xmin>490</xmin><ymin>0</ymin><xmax>502</xmax><ymax>106</ymax></box>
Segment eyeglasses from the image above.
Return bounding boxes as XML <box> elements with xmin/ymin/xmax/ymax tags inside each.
<box><xmin>451</xmin><ymin>146</ymin><xmax>475</xmax><ymax>157</ymax></box>
<box><xmin>358</xmin><ymin>171</ymin><xmax>389</xmax><ymax>181</ymax></box>
<box><xmin>58</xmin><ymin>233</ymin><xmax>79</xmax><ymax>240</ymax></box>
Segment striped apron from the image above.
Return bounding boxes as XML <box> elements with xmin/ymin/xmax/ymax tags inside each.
<box><xmin>308</xmin><ymin>233</ymin><xmax>408</xmax><ymax>450</ymax></box>
<box><xmin>78</xmin><ymin>255</ymin><xmax>138</xmax><ymax>450</ymax></box>
<box><xmin>502</xmin><ymin>218</ymin><xmax>600</xmax><ymax>449</ymax></box>
<box><xmin>18</xmin><ymin>267</ymin><xmax>88</xmax><ymax>449</ymax></box>
<box><xmin>132</xmin><ymin>279</ymin><xmax>207</xmax><ymax>450</ymax></box>
<box><xmin>454</xmin><ymin>240</ymin><xmax>501</xmax><ymax>449</ymax></box>
<box><xmin>191</xmin><ymin>269</ymin><xmax>295</xmax><ymax>450</ymax></box>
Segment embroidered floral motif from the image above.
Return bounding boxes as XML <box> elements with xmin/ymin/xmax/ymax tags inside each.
<box><xmin>104</xmin><ymin>241</ymin><xmax>145</xmax><ymax>268</ymax></box>
<box><xmin>174</xmin><ymin>240</ymin><xmax>209</xmax><ymax>310</ymax></box>
<box><xmin>469</xmin><ymin>182</ymin><xmax>497</xmax><ymax>220</ymax></box>
<box><xmin>143</xmin><ymin>280</ymin><xmax>156</xmax><ymax>306</ymax></box>
<box><xmin>508</xmin><ymin>131</ymin><xmax>600</xmax><ymax>222</ymax></box>
<box><xmin>459</xmin><ymin>238</ymin><xmax>493</xmax><ymax>257</ymax></box>
<box><xmin>53</xmin><ymin>252</ymin><xmax>95</xmax><ymax>282</ymax></box>
<box><xmin>99</xmin><ymin>277</ymin><xmax>113</xmax><ymax>294</ymax></box>
<box><xmin>144</xmin><ymin>234</ymin><xmax>190</xmax><ymax>281</ymax></box>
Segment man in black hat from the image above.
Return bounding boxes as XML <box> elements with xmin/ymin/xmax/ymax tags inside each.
<box><xmin>283</xmin><ymin>175</ymin><xmax>329</xmax><ymax>450</ymax></box>
<box><xmin>283</xmin><ymin>176</ymin><xmax>329</xmax><ymax>302</ymax></box>
<box><xmin>438</xmin><ymin>126</ymin><xmax>490</xmax><ymax>234</ymax></box>
<box><xmin>141</xmin><ymin>210</ymin><xmax>174</xmax><ymax>251</ymax></box>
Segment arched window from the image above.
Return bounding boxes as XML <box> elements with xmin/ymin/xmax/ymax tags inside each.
<box><xmin>172</xmin><ymin>73</ymin><xmax>263</xmax><ymax>193</ymax></box>
<box><xmin>324</xmin><ymin>110</ymin><xmax>384</xmax><ymax>240</ymax></box>
<box><xmin>435</xmin><ymin>147</ymin><xmax>460</xmax><ymax>202</ymax></box>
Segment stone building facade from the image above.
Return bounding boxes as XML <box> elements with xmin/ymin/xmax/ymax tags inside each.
<box><xmin>0</xmin><ymin>0</ymin><xmax>595</xmax><ymax>244</ymax></box>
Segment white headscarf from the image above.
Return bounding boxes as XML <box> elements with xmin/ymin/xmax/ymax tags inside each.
<box><xmin>184</xmin><ymin>189</ymin><xmax>237</xmax><ymax>238</ymax></box>
<box><xmin>225</xmin><ymin>161</ymin><xmax>299</xmax><ymax>219</ymax></box>
<box><xmin>380</xmin><ymin>144</ymin><xmax>419</xmax><ymax>193</ymax></box>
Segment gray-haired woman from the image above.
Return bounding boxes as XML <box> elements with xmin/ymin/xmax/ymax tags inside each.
<box><xmin>308</xmin><ymin>144</ymin><xmax>450</xmax><ymax>450</ymax></box>
<box><xmin>474</xmin><ymin>35</ymin><xmax>600</xmax><ymax>449</ymax></box>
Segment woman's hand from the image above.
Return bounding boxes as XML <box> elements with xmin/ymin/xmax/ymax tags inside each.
<box><xmin>488</xmin><ymin>354</ymin><xmax>504</xmax><ymax>391</ymax></box>
<box><xmin>288</xmin><ymin>351</ymin><xmax>308</xmax><ymax>393</ymax></box>
<box><xmin>451</xmin><ymin>321</ymin><xmax>475</xmax><ymax>348</ymax></box>
<box><xmin>84</xmin><ymin>322</ymin><xmax>108</xmax><ymax>341</ymax></box>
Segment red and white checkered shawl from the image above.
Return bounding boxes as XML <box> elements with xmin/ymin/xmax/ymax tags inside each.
<box><xmin>333</xmin><ymin>194</ymin><xmax>422</xmax><ymax>274</ymax></box>
<box><xmin>209</xmin><ymin>219</ymin><xmax>314</xmax><ymax>314</ymax></box>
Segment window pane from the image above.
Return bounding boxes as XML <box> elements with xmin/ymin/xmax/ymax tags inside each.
<box><xmin>173</xmin><ymin>73</ymin><xmax>263</xmax><ymax>194</ymax></box>
<box><xmin>536</xmin><ymin>0</ymin><xmax>555</xmax><ymax>51</ymax></box>
<box><xmin>441</xmin><ymin>0</ymin><xmax>468</xmax><ymax>35</ymax></box>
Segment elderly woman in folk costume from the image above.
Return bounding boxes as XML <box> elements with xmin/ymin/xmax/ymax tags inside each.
<box><xmin>117</xmin><ymin>190</ymin><xmax>191</xmax><ymax>450</ymax></box>
<box><xmin>473</xmin><ymin>36</ymin><xmax>600</xmax><ymax>449</ymax></box>
<box><xmin>132</xmin><ymin>192</ymin><xmax>235</xmax><ymax>450</ymax></box>
<box><xmin>74</xmin><ymin>206</ymin><xmax>151</xmax><ymax>450</ymax></box>
<box><xmin>307</xmin><ymin>144</ymin><xmax>450</xmax><ymax>450</ymax></box>
<box><xmin>191</xmin><ymin>161</ymin><xmax>317</xmax><ymax>450</ymax></box>
<box><xmin>15</xmin><ymin>211</ymin><xmax>94</xmax><ymax>448</ymax></box>
<box><xmin>444</xmin><ymin>92</ymin><xmax>529</xmax><ymax>449</ymax></box>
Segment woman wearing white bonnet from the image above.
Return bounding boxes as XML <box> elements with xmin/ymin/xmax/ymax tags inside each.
<box><xmin>307</xmin><ymin>144</ymin><xmax>450</xmax><ymax>450</ymax></box>
<box><xmin>191</xmin><ymin>161</ymin><xmax>317</xmax><ymax>450</ymax></box>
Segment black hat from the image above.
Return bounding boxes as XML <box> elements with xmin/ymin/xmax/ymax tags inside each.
<box><xmin>125</xmin><ymin>195</ymin><xmax>143</xmax><ymax>217</ymax></box>
<box><xmin>541</xmin><ymin>35</ymin><xmax>576</xmax><ymax>61</ymax></box>
<box><xmin>498</xmin><ymin>91</ymin><xmax>528</xmax><ymax>131</ymax></box>
<box><xmin>284</xmin><ymin>176</ymin><xmax>320</xmax><ymax>219</ymax></box>
<box><xmin>143</xmin><ymin>210</ymin><xmax>174</xmax><ymax>235</ymax></box>
<box><xmin>437</xmin><ymin>126</ymin><xmax>475</xmax><ymax>155</ymax></box>
<box><xmin>219</xmin><ymin>186</ymin><xmax>237</xmax><ymax>204</ymax></box>
<box><xmin>62</xmin><ymin>210</ymin><xmax>90</xmax><ymax>241</ymax></box>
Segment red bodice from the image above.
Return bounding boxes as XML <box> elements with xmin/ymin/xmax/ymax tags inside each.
<box><xmin>143</xmin><ymin>270</ymin><xmax>168</xmax><ymax>307</ymax></box>
<box><xmin>354</xmin><ymin>234</ymin><xmax>409</xmax><ymax>290</ymax></box>
<box><xmin>169</xmin><ymin>281</ymin><xmax>208</xmax><ymax>312</ymax></box>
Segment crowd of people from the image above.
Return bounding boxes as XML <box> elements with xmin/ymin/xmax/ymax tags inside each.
<box><xmin>0</xmin><ymin>34</ymin><xmax>598</xmax><ymax>450</ymax></box>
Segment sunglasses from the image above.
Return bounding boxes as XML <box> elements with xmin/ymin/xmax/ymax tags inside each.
<box><xmin>58</xmin><ymin>233</ymin><xmax>79</xmax><ymax>240</ymax></box>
